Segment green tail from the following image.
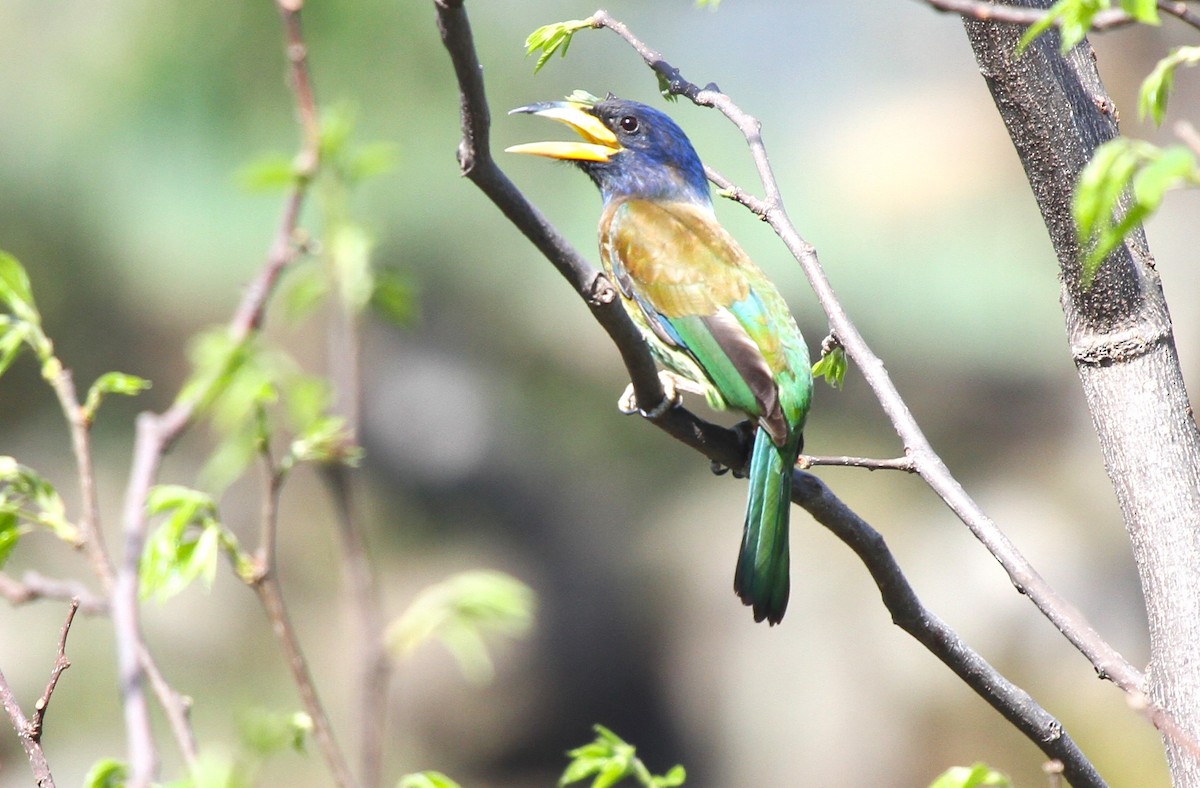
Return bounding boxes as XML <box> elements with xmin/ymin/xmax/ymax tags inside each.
<box><xmin>734</xmin><ymin>427</ymin><xmax>800</xmax><ymax>625</ymax></box>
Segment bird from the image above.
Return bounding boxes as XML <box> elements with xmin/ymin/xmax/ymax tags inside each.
<box><xmin>507</xmin><ymin>93</ymin><xmax>812</xmax><ymax>625</ymax></box>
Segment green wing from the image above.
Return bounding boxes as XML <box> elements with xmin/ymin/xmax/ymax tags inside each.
<box><xmin>600</xmin><ymin>199</ymin><xmax>810</xmax><ymax>442</ymax></box>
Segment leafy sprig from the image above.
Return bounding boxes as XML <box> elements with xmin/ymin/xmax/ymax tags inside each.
<box><xmin>560</xmin><ymin>725</ymin><xmax>685</xmax><ymax>788</ymax></box>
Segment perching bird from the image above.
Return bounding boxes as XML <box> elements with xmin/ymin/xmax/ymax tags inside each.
<box><xmin>507</xmin><ymin>94</ymin><xmax>812</xmax><ymax>625</ymax></box>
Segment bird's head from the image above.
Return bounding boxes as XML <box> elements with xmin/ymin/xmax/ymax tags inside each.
<box><xmin>506</xmin><ymin>93</ymin><xmax>710</xmax><ymax>206</ymax></box>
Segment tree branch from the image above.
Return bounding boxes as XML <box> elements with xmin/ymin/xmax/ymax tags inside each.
<box><xmin>28</xmin><ymin>599</ymin><xmax>78</xmax><ymax>743</ymax></box>
<box><xmin>110</xmin><ymin>2</ymin><xmax>323</xmax><ymax>784</ymax></box>
<box><xmin>792</xmin><ymin>472</ymin><xmax>1103</xmax><ymax>787</ymax></box>
<box><xmin>0</xmin><ymin>571</ymin><xmax>107</xmax><ymax>615</ymax></box>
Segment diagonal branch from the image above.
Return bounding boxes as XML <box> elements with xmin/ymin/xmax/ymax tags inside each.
<box><xmin>919</xmin><ymin>0</ymin><xmax>1200</xmax><ymax>32</ymax></box>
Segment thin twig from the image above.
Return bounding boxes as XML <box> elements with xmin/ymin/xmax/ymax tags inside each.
<box><xmin>45</xmin><ymin>368</ymin><xmax>111</xmax><ymax>588</ymax></box>
<box><xmin>434</xmin><ymin>1</ymin><xmax>1105</xmax><ymax>778</ymax></box>
<box><xmin>29</xmin><ymin>599</ymin><xmax>78</xmax><ymax>742</ymax></box>
<box><xmin>0</xmin><ymin>668</ymin><xmax>55</xmax><ymax>788</ymax></box>
<box><xmin>919</xmin><ymin>0</ymin><xmax>1200</xmax><ymax>33</ymax></box>
<box><xmin>0</xmin><ymin>571</ymin><xmax>107</xmax><ymax>614</ymax></box>
<box><xmin>799</xmin><ymin>455</ymin><xmax>916</xmax><ymax>472</ymax></box>
<box><xmin>792</xmin><ymin>472</ymin><xmax>1104</xmax><ymax>787</ymax></box>
<box><xmin>323</xmin><ymin>465</ymin><xmax>388</xmax><ymax>788</ymax></box>
<box><xmin>250</xmin><ymin>455</ymin><xmax>358</xmax><ymax>788</ymax></box>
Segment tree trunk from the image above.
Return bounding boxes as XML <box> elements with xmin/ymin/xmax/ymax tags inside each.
<box><xmin>962</xmin><ymin>6</ymin><xmax>1200</xmax><ymax>785</ymax></box>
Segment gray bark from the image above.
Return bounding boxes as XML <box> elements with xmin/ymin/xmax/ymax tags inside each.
<box><xmin>963</xmin><ymin>7</ymin><xmax>1200</xmax><ymax>785</ymax></box>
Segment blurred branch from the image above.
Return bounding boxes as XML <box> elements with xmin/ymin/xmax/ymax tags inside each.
<box><xmin>248</xmin><ymin>451</ymin><xmax>358</xmax><ymax>788</ymax></box>
<box><xmin>791</xmin><ymin>472</ymin><xmax>1103</xmax><ymax>786</ymax></box>
<box><xmin>0</xmin><ymin>600</ymin><xmax>81</xmax><ymax>788</ymax></box>
<box><xmin>919</xmin><ymin>0</ymin><xmax>1200</xmax><ymax>32</ymax></box>
<box><xmin>0</xmin><ymin>571</ymin><xmax>107</xmax><ymax>615</ymax></box>
<box><xmin>110</xmin><ymin>1</ymin><xmax>323</xmax><ymax>785</ymax></box>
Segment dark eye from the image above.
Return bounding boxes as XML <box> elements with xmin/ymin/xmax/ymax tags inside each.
<box><xmin>619</xmin><ymin>115</ymin><xmax>639</xmax><ymax>133</ymax></box>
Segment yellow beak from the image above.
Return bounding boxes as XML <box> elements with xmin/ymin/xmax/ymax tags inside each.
<box><xmin>505</xmin><ymin>101</ymin><xmax>621</xmax><ymax>163</ymax></box>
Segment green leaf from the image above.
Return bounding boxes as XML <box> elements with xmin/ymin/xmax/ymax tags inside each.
<box><xmin>386</xmin><ymin>570</ymin><xmax>535</xmax><ymax>684</ymax></box>
<box><xmin>289</xmin><ymin>415</ymin><xmax>362</xmax><ymax>467</ymax></box>
<box><xmin>141</xmin><ymin>485</ymin><xmax>229</xmax><ymax>602</ymax></box>
<box><xmin>238</xmin><ymin>707</ymin><xmax>313</xmax><ymax>756</ymax></box>
<box><xmin>525</xmin><ymin>19</ymin><xmax>595</xmax><ymax>73</ymax></box>
<box><xmin>1018</xmin><ymin>0</ymin><xmax>1105</xmax><ymax>54</ymax></box>
<box><xmin>0</xmin><ymin>511</ymin><xmax>19</xmax><ymax>569</ymax></box>
<box><xmin>0</xmin><ymin>251</ymin><xmax>36</xmax><ymax>319</ymax></box>
<box><xmin>236</xmin><ymin>153</ymin><xmax>300</xmax><ymax>193</ymax></box>
<box><xmin>347</xmin><ymin>141</ymin><xmax>399</xmax><ymax>184</ymax></box>
<box><xmin>1074</xmin><ymin>139</ymin><xmax>1199</xmax><ymax>286</ymax></box>
<box><xmin>0</xmin><ymin>457</ymin><xmax>77</xmax><ymax>543</ymax></box>
<box><xmin>560</xmin><ymin>725</ymin><xmax>684</xmax><ymax>788</ymax></box>
<box><xmin>370</xmin><ymin>268</ymin><xmax>418</xmax><ymax>327</ymax></box>
<box><xmin>83</xmin><ymin>758</ymin><xmax>127</xmax><ymax>788</ymax></box>
<box><xmin>929</xmin><ymin>762</ymin><xmax>1012</xmax><ymax>788</ymax></box>
<box><xmin>1119</xmin><ymin>0</ymin><xmax>1159</xmax><ymax>24</ymax></box>
<box><xmin>329</xmin><ymin>222</ymin><xmax>375</xmax><ymax>314</ymax></box>
<box><xmin>812</xmin><ymin>345</ymin><xmax>847</xmax><ymax>390</ymax></box>
<box><xmin>396</xmin><ymin>771</ymin><xmax>463</xmax><ymax>788</ymax></box>
<box><xmin>0</xmin><ymin>318</ymin><xmax>29</xmax><ymax>380</ymax></box>
<box><xmin>1138</xmin><ymin>47</ymin><xmax>1200</xmax><ymax>125</ymax></box>
<box><xmin>83</xmin><ymin>371</ymin><xmax>151</xmax><ymax>423</ymax></box>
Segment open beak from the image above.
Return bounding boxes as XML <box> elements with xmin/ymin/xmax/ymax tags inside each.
<box><xmin>505</xmin><ymin>101</ymin><xmax>621</xmax><ymax>162</ymax></box>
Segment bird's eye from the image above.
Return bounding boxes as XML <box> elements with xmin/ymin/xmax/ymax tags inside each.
<box><xmin>619</xmin><ymin>115</ymin><xmax>640</xmax><ymax>133</ymax></box>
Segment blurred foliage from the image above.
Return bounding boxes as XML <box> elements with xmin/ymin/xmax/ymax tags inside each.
<box><xmin>386</xmin><ymin>570</ymin><xmax>535</xmax><ymax>685</ymax></box>
<box><xmin>928</xmin><ymin>762</ymin><xmax>1011</xmax><ymax>788</ymax></box>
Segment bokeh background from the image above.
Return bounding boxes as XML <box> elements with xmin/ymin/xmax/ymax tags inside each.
<box><xmin>1</xmin><ymin>1</ymin><xmax>1197</xmax><ymax>786</ymax></box>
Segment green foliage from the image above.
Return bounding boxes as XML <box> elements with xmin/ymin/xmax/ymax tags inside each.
<box><xmin>525</xmin><ymin>18</ymin><xmax>595</xmax><ymax>73</ymax></box>
<box><xmin>141</xmin><ymin>485</ymin><xmax>250</xmax><ymax>601</ymax></box>
<box><xmin>1139</xmin><ymin>46</ymin><xmax>1200</xmax><ymax>126</ymax></box>
<box><xmin>1020</xmin><ymin>0</ymin><xmax>1158</xmax><ymax>54</ymax></box>
<box><xmin>0</xmin><ymin>251</ymin><xmax>53</xmax><ymax>374</ymax></box>
<box><xmin>812</xmin><ymin>345</ymin><xmax>847</xmax><ymax>390</ymax></box>
<box><xmin>84</xmin><ymin>758</ymin><xmax>127</xmax><ymax>788</ymax></box>
<box><xmin>561</xmin><ymin>725</ymin><xmax>686</xmax><ymax>788</ymax></box>
<box><xmin>83</xmin><ymin>371</ymin><xmax>151</xmax><ymax>424</ymax></box>
<box><xmin>929</xmin><ymin>762</ymin><xmax>1012</xmax><ymax>788</ymax></box>
<box><xmin>1074</xmin><ymin>139</ymin><xmax>1199</xmax><ymax>286</ymax></box>
<box><xmin>386</xmin><ymin>570</ymin><xmax>535</xmax><ymax>684</ymax></box>
<box><xmin>0</xmin><ymin>456</ymin><xmax>79</xmax><ymax>562</ymax></box>
<box><xmin>397</xmin><ymin>771</ymin><xmax>463</xmax><ymax>788</ymax></box>
<box><xmin>176</xmin><ymin>330</ymin><xmax>360</xmax><ymax>492</ymax></box>
<box><xmin>237</xmin><ymin>708</ymin><xmax>312</xmax><ymax>756</ymax></box>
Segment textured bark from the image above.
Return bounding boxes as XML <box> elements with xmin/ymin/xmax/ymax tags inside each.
<box><xmin>963</xmin><ymin>6</ymin><xmax>1200</xmax><ymax>785</ymax></box>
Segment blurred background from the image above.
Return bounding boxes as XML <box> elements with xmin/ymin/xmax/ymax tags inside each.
<box><xmin>0</xmin><ymin>1</ymin><xmax>1197</xmax><ymax>785</ymax></box>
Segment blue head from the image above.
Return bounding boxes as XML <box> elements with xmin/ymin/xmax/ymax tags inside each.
<box><xmin>507</xmin><ymin>95</ymin><xmax>711</xmax><ymax>207</ymax></box>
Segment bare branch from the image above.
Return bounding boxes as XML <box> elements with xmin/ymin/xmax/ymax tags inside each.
<box><xmin>792</xmin><ymin>472</ymin><xmax>1104</xmax><ymax>787</ymax></box>
<box><xmin>799</xmin><ymin>455</ymin><xmax>916</xmax><ymax>472</ymax></box>
<box><xmin>28</xmin><ymin>600</ymin><xmax>78</xmax><ymax>742</ymax></box>
<box><xmin>109</xmin><ymin>2</ymin><xmax>324</xmax><ymax>784</ymax></box>
<box><xmin>0</xmin><ymin>571</ymin><xmax>107</xmax><ymax>615</ymax></box>
<box><xmin>249</xmin><ymin>455</ymin><xmax>358</xmax><ymax>788</ymax></box>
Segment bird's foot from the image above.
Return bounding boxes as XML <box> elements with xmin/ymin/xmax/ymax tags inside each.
<box><xmin>618</xmin><ymin>371</ymin><xmax>690</xmax><ymax>418</ymax></box>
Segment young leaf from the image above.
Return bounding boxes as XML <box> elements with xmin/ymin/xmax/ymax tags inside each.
<box><xmin>560</xmin><ymin>725</ymin><xmax>685</xmax><ymax>788</ymax></box>
<box><xmin>929</xmin><ymin>762</ymin><xmax>1012</xmax><ymax>788</ymax></box>
<box><xmin>0</xmin><ymin>251</ymin><xmax>37</xmax><ymax>320</ymax></box>
<box><xmin>1119</xmin><ymin>0</ymin><xmax>1159</xmax><ymax>25</ymax></box>
<box><xmin>386</xmin><ymin>570</ymin><xmax>535</xmax><ymax>684</ymax></box>
<box><xmin>812</xmin><ymin>345</ymin><xmax>847</xmax><ymax>390</ymax></box>
<box><xmin>397</xmin><ymin>771</ymin><xmax>463</xmax><ymax>788</ymax></box>
<box><xmin>84</xmin><ymin>758</ymin><xmax>128</xmax><ymax>788</ymax></box>
<box><xmin>0</xmin><ymin>511</ymin><xmax>19</xmax><ymax>568</ymax></box>
<box><xmin>1139</xmin><ymin>47</ymin><xmax>1200</xmax><ymax>126</ymax></box>
<box><xmin>525</xmin><ymin>19</ymin><xmax>595</xmax><ymax>73</ymax></box>
<box><xmin>1018</xmin><ymin>0</ymin><xmax>1104</xmax><ymax>54</ymax></box>
<box><xmin>83</xmin><ymin>371</ymin><xmax>151</xmax><ymax>423</ymax></box>
<box><xmin>370</xmin><ymin>268</ymin><xmax>418</xmax><ymax>327</ymax></box>
<box><xmin>141</xmin><ymin>485</ymin><xmax>228</xmax><ymax>602</ymax></box>
<box><xmin>236</xmin><ymin>153</ymin><xmax>300</xmax><ymax>193</ymax></box>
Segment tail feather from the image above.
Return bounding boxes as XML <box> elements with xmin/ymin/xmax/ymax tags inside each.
<box><xmin>734</xmin><ymin>427</ymin><xmax>799</xmax><ymax>625</ymax></box>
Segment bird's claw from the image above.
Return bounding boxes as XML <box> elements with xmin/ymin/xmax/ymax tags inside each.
<box><xmin>618</xmin><ymin>371</ymin><xmax>684</xmax><ymax>418</ymax></box>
